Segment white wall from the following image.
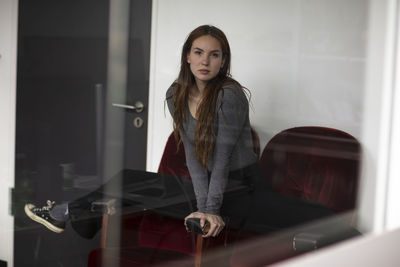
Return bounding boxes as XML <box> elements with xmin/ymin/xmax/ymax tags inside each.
<box><xmin>147</xmin><ymin>0</ymin><xmax>367</xmax><ymax>172</ymax></box>
<box><xmin>0</xmin><ymin>0</ymin><xmax>18</xmax><ymax>265</ymax></box>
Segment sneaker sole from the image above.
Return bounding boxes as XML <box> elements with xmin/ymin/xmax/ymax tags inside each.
<box><xmin>24</xmin><ymin>204</ymin><xmax>64</xmax><ymax>233</ymax></box>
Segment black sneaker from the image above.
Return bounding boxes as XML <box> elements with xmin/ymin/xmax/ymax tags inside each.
<box><xmin>24</xmin><ymin>200</ymin><xmax>66</xmax><ymax>233</ymax></box>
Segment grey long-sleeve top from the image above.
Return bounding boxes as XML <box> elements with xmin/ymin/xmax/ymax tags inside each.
<box><xmin>166</xmin><ymin>83</ymin><xmax>257</xmax><ymax>215</ymax></box>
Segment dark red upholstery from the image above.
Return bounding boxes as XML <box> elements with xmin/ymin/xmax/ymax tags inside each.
<box><xmin>258</xmin><ymin>127</ymin><xmax>360</xmax><ymax>213</ymax></box>
<box><xmin>88</xmin><ymin>246</ymin><xmax>193</xmax><ymax>267</ymax></box>
<box><xmin>137</xmin><ymin>133</ymin><xmax>193</xmax><ymax>255</ymax></box>
<box><xmin>157</xmin><ymin>133</ymin><xmax>190</xmax><ymax>178</ymax></box>
<box><xmin>138</xmin><ymin>213</ymin><xmax>195</xmax><ymax>255</ymax></box>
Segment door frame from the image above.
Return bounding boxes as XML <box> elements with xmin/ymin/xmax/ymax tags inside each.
<box><xmin>0</xmin><ymin>0</ymin><xmax>18</xmax><ymax>266</ymax></box>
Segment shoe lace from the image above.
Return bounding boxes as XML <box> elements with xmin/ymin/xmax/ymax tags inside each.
<box><xmin>35</xmin><ymin>200</ymin><xmax>55</xmax><ymax>212</ymax></box>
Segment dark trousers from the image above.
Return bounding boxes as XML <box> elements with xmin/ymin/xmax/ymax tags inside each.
<box><xmin>68</xmin><ymin>164</ymin><xmax>358</xmax><ymax>241</ymax></box>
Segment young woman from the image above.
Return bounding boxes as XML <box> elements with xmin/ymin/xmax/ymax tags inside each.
<box><xmin>165</xmin><ymin>25</ymin><xmax>259</xmax><ymax>237</ymax></box>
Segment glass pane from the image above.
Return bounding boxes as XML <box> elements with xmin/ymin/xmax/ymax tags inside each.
<box><xmin>11</xmin><ymin>0</ymin><xmax>395</xmax><ymax>266</ymax></box>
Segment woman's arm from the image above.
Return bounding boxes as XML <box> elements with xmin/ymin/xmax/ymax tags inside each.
<box><xmin>181</xmin><ymin>135</ymin><xmax>209</xmax><ymax>211</ymax></box>
<box><xmin>166</xmin><ymin>87</ymin><xmax>209</xmax><ymax>212</ymax></box>
<box><xmin>205</xmin><ymin>84</ymin><xmax>249</xmax><ymax>215</ymax></box>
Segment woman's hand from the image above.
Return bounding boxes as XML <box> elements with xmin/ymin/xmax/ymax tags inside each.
<box><xmin>184</xmin><ymin>211</ymin><xmax>225</xmax><ymax>238</ymax></box>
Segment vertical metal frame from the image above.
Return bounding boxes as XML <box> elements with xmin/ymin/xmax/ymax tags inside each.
<box><xmin>385</xmin><ymin>0</ymin><xmax>400</xmax><ymax>231</ymax></box>
<box><xmin>358</xmin><ymin>0</ymin><xmax>400</xmax><ymax>233</ymax></box>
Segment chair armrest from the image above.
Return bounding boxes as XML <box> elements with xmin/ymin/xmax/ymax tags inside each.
<box><xmin>91</xmin><ymin>199</ymin><xmax>116</xmax><ymax>215</ymax></box>
<box><xmin>293</xmin><ymin>226</ymin><xmax>361</xmax><ymax>252</ymax></box>
<box><xmin>292</xmin><ymin>233</ymin><xmax>324</xmax><ymax>252</ymax></box>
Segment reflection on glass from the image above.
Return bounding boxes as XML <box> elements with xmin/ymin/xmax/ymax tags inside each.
<box><xmin>13</xmin><ymin>0</ymin><xmax>371</xmax><ymax>267</ymax></box>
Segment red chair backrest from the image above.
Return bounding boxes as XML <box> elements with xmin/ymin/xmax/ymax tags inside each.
<box><xmin>157</xmin><ymin>133</ymin><xmax>190</xmax><ymax>178</ymax></box>
<box><xmin>259</xmin><ymin>127</ymin><xmax>361</xmax><ymax>213</ymax></box>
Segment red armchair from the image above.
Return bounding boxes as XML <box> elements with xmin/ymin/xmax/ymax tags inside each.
<box><xmin>259</xmin><ymin>126</ymin><xmax>360</xmax><ymax>214</ymax></box>
<box><xmin>230</xmin><ymin>126</ymin><xmax>361</xmax><ymax>266</ymax></box>
<box><xmin>138</xmin><ymin>129</ymin><xmax>261</xmax><ymax>264</ymax></box>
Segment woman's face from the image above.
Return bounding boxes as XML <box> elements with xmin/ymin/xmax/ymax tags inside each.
<box><xmin>187</xmin><ymin>35</ymin><xmax>225</xmax><ymax>88</ymax></box>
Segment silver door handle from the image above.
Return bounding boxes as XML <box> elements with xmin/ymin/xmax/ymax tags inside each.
<box><xmin>112</xmin><ymin>101</ymin><xmax>144</xmax><ymax>113</ymax></box>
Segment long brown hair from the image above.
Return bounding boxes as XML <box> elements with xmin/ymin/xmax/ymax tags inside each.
<box><xmin>170</xmin><ymin>25</ymin><xmax>242</xmax><ymax>169</ymax></box>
